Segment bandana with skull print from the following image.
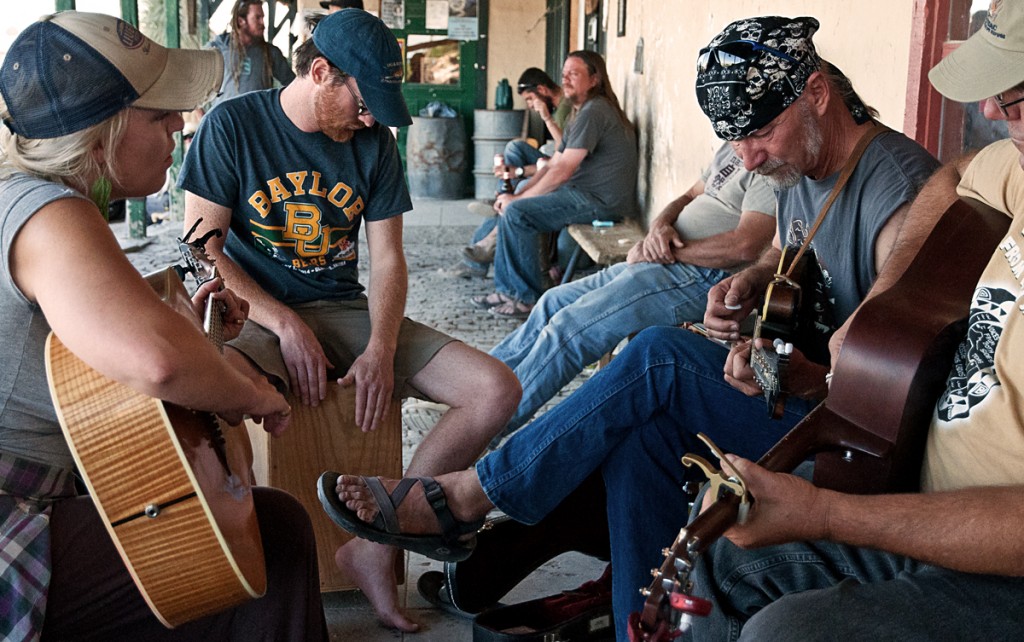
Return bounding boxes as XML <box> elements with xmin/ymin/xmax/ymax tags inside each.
<box><xmin>695</xmin><ymin>16</ymin><xmax>821</xmax><ymax>141</ymax></box>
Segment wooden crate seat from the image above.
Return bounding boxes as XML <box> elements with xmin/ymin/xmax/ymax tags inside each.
<box><xmin>246</xmin><ymin>385</ymin><xmax>403</xmax><ymax>592</ymax></box>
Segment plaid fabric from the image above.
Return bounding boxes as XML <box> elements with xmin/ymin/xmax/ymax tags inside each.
<box><xmin>0</xmin><ymin>453</ymin><xmax>76</xmax><ymax>642</ymax></box>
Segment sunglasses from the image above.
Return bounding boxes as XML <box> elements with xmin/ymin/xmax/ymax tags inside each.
<box><xmin>995</xmin><ymin>92</ymin><xmax>1024</xmax><ymax>119</ymax></box>
<box><xmin>697</xmin><ymin>39</ymin><xmax>802</xmax><ymax>73</ymax></box>
<box><xmin>344</xmin><ymin>81</ymin><xmax>370</xmax><ymax>116</ymax></box>
<box><xmin>517</xmin><ymin>83</ymin><xmax>539</xmax><ymax>93</ymax></box>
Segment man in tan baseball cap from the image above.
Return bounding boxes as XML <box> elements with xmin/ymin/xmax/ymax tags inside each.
<box><xmin>929</xmin><ymin>0</ymin><xmax>1024</xmax><ymax>102</ymax></box>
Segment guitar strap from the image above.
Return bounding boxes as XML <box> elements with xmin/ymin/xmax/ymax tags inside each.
<box><xmin>780</xmin><ymin>121</ymin><xmax>890</xmax><ymax>279</ymax></box>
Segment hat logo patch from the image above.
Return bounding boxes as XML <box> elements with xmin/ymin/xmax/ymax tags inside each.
<box><xmin>116</xmin><ymin>19</ymin><xmax>145</xmax><ymax>49</ymax></box>
<box><xmin>985</xmin><ymin>0</ymin><xmax>1006</xmax><ymax>40</ymax></box>
<box><xmin>383</xmin><ymin>60</ymin><xmax>403</xmax><ymax>84</ymax></box>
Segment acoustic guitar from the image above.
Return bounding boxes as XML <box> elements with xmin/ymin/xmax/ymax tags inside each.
<box><xmin>45</xmin><ymin>235</ymin><xmax>266</xmax><ymax>628</ymax></box>
<box><xmin>628</xmin><ymin>197</ymin><xmax>1010</xmax><ymax>641</ymax></box>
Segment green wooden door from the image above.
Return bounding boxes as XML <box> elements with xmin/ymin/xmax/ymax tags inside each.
<box><xmin>390</xmin><ymin>0</ymin><xmax>488</xmax><ymax>192</ymax></box>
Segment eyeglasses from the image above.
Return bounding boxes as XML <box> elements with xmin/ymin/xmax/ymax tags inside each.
<box><xmin>344</xmin><ymin>81</ymin><xmax>370</xmax><ymax>116</ymax></box>
<box><xmin>697</xmin><ymin>39</ymin><xmax>802</xmax><ymax>73</ymax></box>
<box><xmin>995</xmin><ymin>92</ymin><xmax>1024</xmax><ymax>118</ymax></box>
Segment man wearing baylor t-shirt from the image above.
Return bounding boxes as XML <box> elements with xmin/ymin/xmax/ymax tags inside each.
<box><xmin>179</xmin><ymin>10</ymin><xmax>519</xmax><ymax>633</ymax></box>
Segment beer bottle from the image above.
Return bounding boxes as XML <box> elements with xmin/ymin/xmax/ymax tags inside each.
<box><xmin>499</xmin><ymin>170</ymin><xmax>514</xmax><ymax>195</ymax></box>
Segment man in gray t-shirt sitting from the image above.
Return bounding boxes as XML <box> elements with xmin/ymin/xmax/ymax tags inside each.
<box><xmin>472</xmin><ymin>50</ymin><xmax>639</xmax><ymax>318</ymax></box>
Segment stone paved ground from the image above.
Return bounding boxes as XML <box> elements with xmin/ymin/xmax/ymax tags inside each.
<box><xmin>115</xmin><ymin>200</ymin><xmax>605</xmax><ymax>641</ymax></box>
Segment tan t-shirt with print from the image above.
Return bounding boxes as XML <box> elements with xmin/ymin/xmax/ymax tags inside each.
<box><xmin>922</xmin><ymin>139</ymin><xmax>1024</xmax><ymax>492</ymax></box>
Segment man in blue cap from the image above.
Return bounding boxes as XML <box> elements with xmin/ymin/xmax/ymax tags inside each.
<box><xmin>179</xmin><ymin>10</ymin><xmax>520</xmax><ymax>632</ymax></box>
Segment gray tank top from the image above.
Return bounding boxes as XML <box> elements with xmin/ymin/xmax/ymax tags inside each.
<box><xmin>0</xmin><ymin>172</ymin><xmax>87</xmax><ymax>467</ymax></box>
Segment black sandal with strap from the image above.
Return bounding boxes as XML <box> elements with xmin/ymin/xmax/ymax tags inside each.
<box><xmin>317</xmin><ymin>472</ymin><xmax>485</xmax><ymax>563</ymax></box>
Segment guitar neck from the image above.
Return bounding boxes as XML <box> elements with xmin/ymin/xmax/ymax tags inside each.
<box><xmin>204</xmin><ymin>297</ymin><xmax>225</xmax><ymax>353</ymax></box>
<box><xmin>637</xmin><ymin>406</ymin><xmax>834</xmax><ymax>638</ymax></box>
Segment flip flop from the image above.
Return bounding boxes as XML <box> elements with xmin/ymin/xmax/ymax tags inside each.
<box><xmin>471</xmin><ymin>292</ymin><xmax>507</xmax><ymax>309</ymax></box>
<box><xmin>489</xmin><ymin>299</ymin><xmax>533</xmax><ymax>319</ymax></box>
<box><xmin>317</xmin><ymin>472</ymin><xmax>484</xmax><ymax>563</ymax></box>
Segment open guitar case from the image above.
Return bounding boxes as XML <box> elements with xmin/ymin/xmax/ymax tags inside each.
<box><xmin>420</xmin><ymin>474</ymin><xmax>616</xmax><ymax>641</ymax></box>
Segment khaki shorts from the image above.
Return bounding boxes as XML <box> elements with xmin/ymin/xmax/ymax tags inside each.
<box><xmin>228</xmin><ymin>298</ymin><xmax>455</xmax><ymax>400</ymax></box>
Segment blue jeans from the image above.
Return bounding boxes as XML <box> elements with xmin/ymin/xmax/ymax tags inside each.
<box><xmin>475</xmin><ymin>327</ymin><xmax>817</xmax><ymax>640</ymax></box>
<box><xmin>494</xmin><ymin>186</ymin><xmax>620</xmax><ymax>303</ymax></box>
<box><xmin>686</xmin><ymin>463</ymin><xmax>1024</xmax><ymax>642</ymax></box>
<box><xmin>490</xmin><ymin>261</ymin><xmax>728</xmax><ymax>437</ymax></box>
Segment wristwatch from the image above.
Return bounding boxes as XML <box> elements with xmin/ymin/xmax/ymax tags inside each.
<box><xmin>514</xmin><ymin>166</ymin><xmax>525</xmax><ymax>178</ymax></box>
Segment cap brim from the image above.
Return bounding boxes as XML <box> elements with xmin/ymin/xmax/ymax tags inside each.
<box><xmin>929</xmin><ymin>35</ymin><xmax>1024</xmax><ymax>103</ymax></box>
<box><xmin>359</xmin><ymin>81</ymin><xmax>412</xmax><ymax>127</ymax></box>
<box><xmin>133</xmin><ymin>47</ymin><xmax>224</xmax><ymax>111</ymax></box>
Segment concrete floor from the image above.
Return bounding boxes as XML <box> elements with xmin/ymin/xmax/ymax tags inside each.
<box><xmin>118</xmin><ymin>196</ymin><xmax>609</xmax><ymax>641</ymax></box>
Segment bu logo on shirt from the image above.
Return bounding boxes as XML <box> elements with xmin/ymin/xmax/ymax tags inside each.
<box><xmin>246</xmin><ymin>172</ymin><xmax>365</xmax><ymax>269</ymax></box>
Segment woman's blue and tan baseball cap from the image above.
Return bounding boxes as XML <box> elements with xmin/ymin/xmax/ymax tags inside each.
<box><xmin>312</xmin><ymin>9</ymin><xmax>412</xmax><ymax>127</ymax></box>
<box><xmin>0</xmin><ymin>11</ymin><xmax>223</xmax><ymax>139</ymax></box>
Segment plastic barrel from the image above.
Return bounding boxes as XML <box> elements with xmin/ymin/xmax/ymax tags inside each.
<box><xmin>406</xmin><ymin>116</ymin><xmax>467</xmax><ymax>199</ymax></box>
<box><xmin>473</xmin><ymin>109</ymin><xmax>525</xmax><ymax>200</ymax></box>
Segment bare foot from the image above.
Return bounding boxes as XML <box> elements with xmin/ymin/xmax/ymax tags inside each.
<box><xmin>336</xmin><ymin>538</ymin><xmax>419</xmax><ymax>632</ymax></box>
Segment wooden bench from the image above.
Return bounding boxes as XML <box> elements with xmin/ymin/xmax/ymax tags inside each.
<box><xmin>246</xmin><ymin>385</ymin><xmax>403</xmax><ymax>592</ymax></box>
<box><xmin>561</xmin><ymin>218</ymin><xmax>645</xmax><ymax>284</ymax></box>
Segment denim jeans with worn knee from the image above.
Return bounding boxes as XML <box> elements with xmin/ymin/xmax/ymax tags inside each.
<box><xmin>489</xmin><ymin>261</ymin><xmax>728</xmax><ymax>438</ymax></box>
<box><xmin>494</xmin><ymin>186</ymin><xmax>619</xmax><ymax>303</ymax></box>
<box><xmin>678</xmin><ymin>463</ymin><xmax>1024</xmax><ymax>642</ymax></box>
<box><xmin>475</xmin><ymin>327</ymin><xmax>817</xmax><ymax>640</ymax></box>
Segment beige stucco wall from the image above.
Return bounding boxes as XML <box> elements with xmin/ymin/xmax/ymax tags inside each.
<box><xmin>603</xmin><ymin>1</ymin><xmax>917</xmax><ymax>222</ymax></box>
<box><xmin>298</xmin><ymin>2</ymin><xmax>917</xmax><ymax>223</ymax></box>
<box><xmin>486</xmin><ymin>0</ymin><xmax>549</xmax><ymax>109</ymax></box>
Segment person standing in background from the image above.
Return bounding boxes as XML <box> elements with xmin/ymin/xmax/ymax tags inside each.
<box><xmin>206</xmin><ymin>0</ymin><xmax>296</xmax><ymax>112</ymax></box>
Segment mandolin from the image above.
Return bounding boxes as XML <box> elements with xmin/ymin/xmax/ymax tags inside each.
<box><xmin>749</xmin><ymin>246</ymin><xmax>824</xmax><ymax>417</ymax></box>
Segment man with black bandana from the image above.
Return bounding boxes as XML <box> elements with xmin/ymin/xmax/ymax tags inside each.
<box><xmin>319</xmin><ymin>16</ymin><xmax>939</xmax><ymax>639</ymax></box>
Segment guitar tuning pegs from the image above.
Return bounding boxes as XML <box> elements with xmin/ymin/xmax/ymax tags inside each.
<box><xmin>650</xmin><ymin>568</ymin><xmax>660</xmax><ymax>578</ymax></box>
<box><xmin>662</xmin><ymin>547</ymin><xmax>671</xmax><ymax>557</ymax></box>
<box><xmin>640</xmin><ymin>587</ymin><xmax>652</xmax><ymax>597</ymax></box>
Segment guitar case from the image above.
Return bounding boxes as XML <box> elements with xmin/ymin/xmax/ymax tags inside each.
<box><xmin>472</xmin><ymin>564</ymin><xmax>614</xmax><ymax>642</ymax></box>
<box><xmin>421</xmin><ymin>474</ymin><xmax>614</xmax><ymax>640</ymax></box>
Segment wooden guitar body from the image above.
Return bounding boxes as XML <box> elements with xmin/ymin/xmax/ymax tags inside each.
<box><xmin>813</xmin><ymin>197</ymin><xmax>1008</xmax><ymax>492</ymax></box>
<box><xmin>630</xmin><ymin>198</ymin><xmax>1010</xmax><ymax>641</ymax></box>
<box><xmin>45</xmin><ymin>268</ymin><xmax>265</xmax><ymax>628</ymax></box>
